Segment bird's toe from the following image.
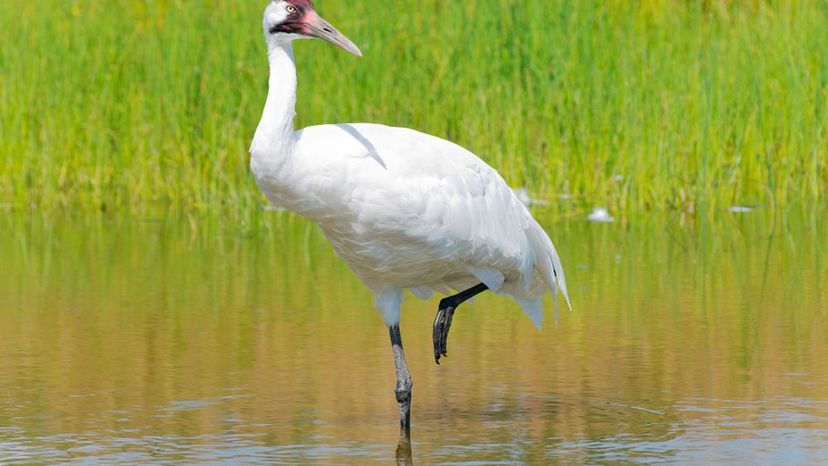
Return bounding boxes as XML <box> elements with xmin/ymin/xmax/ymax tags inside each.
<box><xmin>433</xmin><ymin>309</ymin><xmax>444</xmax><ymax>364</ymax></box>
<box><xmin>432</xmin><ymin>307</ymin><xmax>456</xmax><ymax>365</ymax></box>
<box><xmin>440</xmin><ymin>307</ymin><xmax>454</xmax><ymax>357</ymax></box>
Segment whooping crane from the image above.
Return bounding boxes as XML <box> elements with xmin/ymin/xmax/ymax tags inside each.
<box><xmin>249</xmin><ymin>0</ymin><xmax>570</xmax><ymax>433</ymax></box>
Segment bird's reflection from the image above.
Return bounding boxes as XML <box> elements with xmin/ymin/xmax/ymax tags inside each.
<box><xmin>395</xmin><ymin>426</ymin><xmax>413</xmax><ymax>466</ymax></box>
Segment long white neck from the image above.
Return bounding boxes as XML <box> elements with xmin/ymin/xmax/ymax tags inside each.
<box><xmin>250</xmin><ymin>43</ymin><xmax>297</xmax><ymax>172</ymax></box>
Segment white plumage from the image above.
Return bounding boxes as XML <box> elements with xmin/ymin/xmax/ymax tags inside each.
<box><xmin>250</xmin><ymin>0</ymin><xmax>570</xmax><ymax>434</ymax></box>
<box><xmin>255</xmin><ymin>121</ymin><xmax>569</xmax><ymax>328</ymax></box>
<box><xmin>250</xmin><ymin>1</ymin><xmax>569</xmax><ymax>330</ymax></box>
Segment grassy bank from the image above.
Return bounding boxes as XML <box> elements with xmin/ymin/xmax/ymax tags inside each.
<box><xmin>1</xmin><ymin>0</ymin><xmax>826</xmax><ymax>219</ymax></box>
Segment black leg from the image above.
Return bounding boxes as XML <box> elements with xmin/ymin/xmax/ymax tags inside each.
<box><xmin>432</xmin><ymin>283</ymin><xmax>489</xmax><ymax>364</ymax></box>
<box><xmin>389</xmin><ymin>325</ymin><xmax>412</xmax><ymax>430</ymax></box>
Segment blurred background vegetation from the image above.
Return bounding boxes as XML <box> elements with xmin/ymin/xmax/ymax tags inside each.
<box><xmin>1</xmin><ymin>0</ymin><xmax>826</xmax><ymax>220</ymax></box>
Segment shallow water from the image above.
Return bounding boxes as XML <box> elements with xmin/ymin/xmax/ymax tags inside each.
<box><xmin>1</xmin><ymin>207</ymin><xmax>827</xmax><ymax>464</ymax></box>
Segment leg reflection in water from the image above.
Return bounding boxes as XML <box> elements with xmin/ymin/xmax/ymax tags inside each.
<box><xmin>396</xmin><ymin>427</ymin><xmax>413</xmax><ymax>466</ymax></box>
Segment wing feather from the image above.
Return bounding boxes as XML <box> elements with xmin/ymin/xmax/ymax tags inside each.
<box><xmin>290</xmin><ymin>123</ymin><xmax>569</xmax><ymax>324</ymax></box>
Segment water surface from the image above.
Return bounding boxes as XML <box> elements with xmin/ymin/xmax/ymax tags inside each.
<box><xmin>1</xmin><ymin>208</ymin><xmax>827</xmax><ymax>464</ymax></box>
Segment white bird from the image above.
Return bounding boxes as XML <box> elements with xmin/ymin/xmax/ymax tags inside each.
<box><xmin>587</xmin><ymin>207</ymin><xmax>615</xmax><ymax>223</ymax></box>
<box><xmin>249</xmin><ymin>0</ymin><xmax>570</xmax><ymax>433</ymax></box>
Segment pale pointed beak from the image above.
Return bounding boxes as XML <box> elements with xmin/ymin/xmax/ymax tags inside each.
<box><xmin>305</xmin><ymin>13</ymin><xmax>362</xmax><ymax>57</ymax></box>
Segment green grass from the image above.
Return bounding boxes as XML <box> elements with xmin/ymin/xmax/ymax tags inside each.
<box><xmin>1</xmin><ymin>0</ymin><xmax>826</xmax><ymax>220</ymax></box>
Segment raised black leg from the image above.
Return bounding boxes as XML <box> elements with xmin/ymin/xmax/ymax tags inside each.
<box><xmin>432</xmin><ymin>283</ymin><xmax>489</xmax><ymax>364</ymax></box>
<box><xmin>389</xmin><ymin>325</ymin><xmax>412</xmax><ymax>431</ymax></box>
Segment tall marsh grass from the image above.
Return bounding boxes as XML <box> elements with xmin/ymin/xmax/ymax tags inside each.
<box><xmin>1</xmin><ymin>0</ymin><xmax>826</xmax><ymax>219</ymax></box>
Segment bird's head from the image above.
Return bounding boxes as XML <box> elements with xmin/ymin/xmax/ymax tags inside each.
<box><xmin>263</xmin><ymin>0</ymin><xmax>362</xmax><ymax>57</ymax></box>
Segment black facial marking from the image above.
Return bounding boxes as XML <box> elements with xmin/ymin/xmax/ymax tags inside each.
<box><xmin>272</xmin><ymin>21</ymin><xmax>307</xmax><ymax>35</ymax></box>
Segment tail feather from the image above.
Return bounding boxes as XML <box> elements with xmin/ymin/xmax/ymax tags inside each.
<box><xmin>527</xmin><ymin>219</ymin><xmax>571</xmax><ymax>318</ymax></box>
<box><xmin>514</xmin><ymin>297</ymin><xmax>543</xmax><ymax>330</ymax></box>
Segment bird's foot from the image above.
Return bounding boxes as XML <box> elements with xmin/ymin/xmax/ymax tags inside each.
<box><xmin>432</xmin><ymin>306</ymin><xmax>456</xmax><ymax>364</ymax></box>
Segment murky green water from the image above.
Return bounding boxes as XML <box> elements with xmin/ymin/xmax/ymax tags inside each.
<box><xmin>1</xmin><ymin>207</ymin><xmax>827</xmax><ymax>464</ymax></box>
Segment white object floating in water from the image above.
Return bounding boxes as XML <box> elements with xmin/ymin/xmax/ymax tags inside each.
<box><xmin>512</xmin><ymin>187</ymin><xmax>549</xmax><ymax>206</ymax></box>
<box><xmin>587</xmin><ymin>207</ymin><xmax>615</xmax><ymax>223</ymax></box>
<box><xmin>729</xmin><ymin>205</ymin><xmax>755</xmax><ymax>213</ymax></box>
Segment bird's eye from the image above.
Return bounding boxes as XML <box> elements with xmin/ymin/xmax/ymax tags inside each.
<box><xmin>286</xmin><ymin>5</ymin><xmax>297</xmax><ymax>13</ymax></box>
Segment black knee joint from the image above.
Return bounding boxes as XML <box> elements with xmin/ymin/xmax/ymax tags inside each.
<box><xmin>395</xmin><ymin>379</ymin><xmax>412</xmax><ymax>403</ymax></box>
